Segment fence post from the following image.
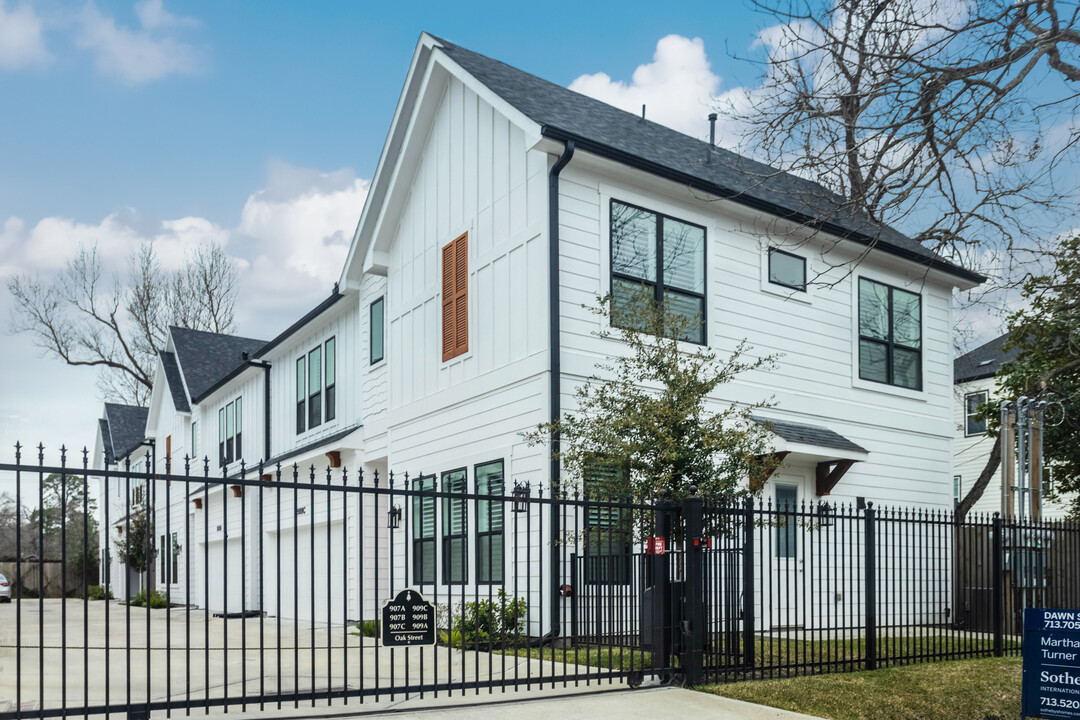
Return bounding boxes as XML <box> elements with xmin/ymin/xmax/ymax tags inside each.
<box><xmin>742</xmin><ymin>496</ymin><xmax>755</xmax><ymax>669</ymax></box>
<box><xmin>650</xmin><ymin>490</ymin><xmax>674</xmax><ymax>681</ymax></box>
<box><xmin>682</xmin><ymin>488</ymin><xmax>705</xmax><ymax>686</ymax></box>
<box><xmin>992</xmin><ymin>513</ymin><xmax>1004</xmax><ymax>657</ymax></box>
<box><xmin>864</xmin><ymin>503</ymin><xmax>877</xmax><ymax>671</ymax></box>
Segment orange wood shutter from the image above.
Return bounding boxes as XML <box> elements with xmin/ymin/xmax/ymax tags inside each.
<box><xmin>441</xmin><ymin>233</ymin><xmax>469</xmax><ymax>361</ymax></box>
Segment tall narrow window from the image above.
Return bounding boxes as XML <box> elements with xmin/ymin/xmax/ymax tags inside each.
<box><xmin>225</xmin><ymin>401</ymin><xmax>235</xmax><ymax>464</ymax></box>
<box><xmin>965</xmin><ymin>391</ymin><xmax>988</xmax><ymax>436</ymax></box>
<box><xmin>475</xmin><ymin>460</ymin><xmax>504</xmax><ymax>584</ymax></box>
<box><xmin>441</xmin><ymin>234</ymin><xmax>468</xmax><ymax>361</ymax></box>
<box><xmin>296</xmin><ymin>357</ymin><xmax>306</xmax><ymax>434</ymax></box>
<box><xmin>325</xmin><ymin>337</ymin><xmax>336</xmax><ymax>422</ymax></box>
<box><xmin>858</xmin><ymin>278</ymin><xmax>922</xmax><ymax>390</ymax></box>
<box><xmin>218</xmin><ymin>407</ymin><xmax>226</xmax><ymax>466</ymax></box>
<box><xmin>953</xmin><ymin>476</ymin><xmax>962</xmax><ymax>508</ymax></box>
<box><xmin>190</xmin><ymin>421</ymin><xmax>198</xmax><ymax>462</ymax></box>
<box><xmin>308</xmin><ymin>346</ymin><xmax>322</xmax><ymax>430</ymax></box>
<box><xmin>583</xmin><ymin>459</ymin><xmax>631</xmax><ymax>585</ymax></box>
<box><xmin>160</xmin><ymin>534</ymin><xmax>167</xmax><ymax>580</ymax></box>
<box><xmin>171</xmin><ymin>532</ymin><xmax>179</xmax><ymax>583</ymax></box>
<box><xmin>370</xmin><ymin>297</ymin><xmax>385</xmax><ymax>365</ymax></box>
<box><xmin>412</xmin><ymin>475</ymin><xmax>436</xmax><ymax>584</ymax></box>
<box><xmin>234</xmin><ymin>397</ymin><xmax>242</xmax><ymax>460</ymax></box>
<box><xmin>776</xmin><ymin>485</ymin><xmax>798</xmax><ymax>558</ymax></box>
<box><xmin>441</xmin><ymin>468</ymin><xmax>467</xmax><ymax>584</ymax></box>
<box><xmin>610</xmin><ymin>200</ymin><xmax>706</xmax><ymax>344</ymax></box>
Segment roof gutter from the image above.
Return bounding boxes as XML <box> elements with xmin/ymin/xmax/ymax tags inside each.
<box><xmin>548</xmin><ymin>139</ymin><xmax>574</xmax><ymax>639</ymax></box>
<box><xmin>539</xmin><ymin>126</ymin><xmax>986</xmax><ymax>286</ymax></box>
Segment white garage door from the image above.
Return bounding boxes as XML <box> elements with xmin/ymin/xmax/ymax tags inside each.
<box><xmin>266</xmin><ymin>521</ymin><xmax>345</xmax><ymax>624</ymax></box>
<box><xmin>204</xmin><ymin>538</ymin><xmax>245</xmax><ymax>614</ymax></box>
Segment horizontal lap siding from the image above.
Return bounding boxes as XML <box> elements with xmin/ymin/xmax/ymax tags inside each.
<box><xmin>557</xmin><ymin>164</ymin><xmax>956</xmax><ymax>508</ymax></box>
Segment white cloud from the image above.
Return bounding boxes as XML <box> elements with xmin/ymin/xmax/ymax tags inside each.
<box><xmin>0</xmin><ymin>162</ymin><xmax>369</xmax><ymax>336</ymax></box>
<box><xmin>77</xmin><ymin>1</ymin><xmax>201</xmax><ymax>84</ymax></box>
<box><xmin>569</xmin><ymin>35</ymin><xmax>722</xmax><ymax>140</ymax></box>
<box><xmin>134</xmin><ymin>0</ymin><xmax>198</xmax><ymax>30</ymax></box>
<box><xmin>0</xmin><ymin>0</ymin><xmax>50</xmax><ymax>70</ymax></box>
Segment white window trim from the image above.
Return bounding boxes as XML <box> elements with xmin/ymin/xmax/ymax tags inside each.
<box><xmin>760</xmin><ymin>245</ymin><xmax>814</xmax><ymax>304</ymax></box>
<box><xmin>294</xmin><ymin>334</ymin><xmax>340</xmax><ymax>441</ymax></box>
<box><xmin>964</xmin><ymin>390</ymin><xmax>989</xmax><ymax>437</ymax></box>
<box><xmin>598</xmin><ymin>183</ymin><xmax>714</xmax><ymax>348</ymax></box>
<box><xmin>849</xmin><ymin>269</ymin><xmax>927</xmax><ymax>401</ymax></box>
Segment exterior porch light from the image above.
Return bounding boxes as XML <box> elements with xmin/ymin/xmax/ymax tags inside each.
<box><xmin>388</xmin><ymin>504</ymin><xmax>402</xmax><ymax>530</ymax></box>
<box><xmin>512</xmin><ymin>482</ymin><xmax>529</xmax><ymax>513</ymax></box>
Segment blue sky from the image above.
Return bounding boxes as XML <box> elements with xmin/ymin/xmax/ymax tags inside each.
<box><xmin>0</xmin><ymin>0</ymin><xmax>779</xmax><ymax>462</ymax></box>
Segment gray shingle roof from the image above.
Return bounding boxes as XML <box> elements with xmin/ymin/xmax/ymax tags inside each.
<box><xmin>755</xmin><ymin>416</ymin><xmax>867</xmax><ymax>454</ymax></box>
<box><xmin>954</xmin><ymin>332</ymin><xmax>1018</xmax><ymax>384</ymax></box>
<box><xmin>98</xmin><ymin>418</ymin><xmax>114</xmax><ymax>464</ymax></box>
<box><xmin>103</xmin><ymin>403</ymin><xmax>149</xmax><ymax>461</ymax></box>
<box><xmin>431</xmin><ymin>36</ymin><xmax>983</xmax><ymax>285</ymax></box>
<box><xmin>170</xmin><ymin>327</ymin><xmax>267</xmax><ymax>402</ymax></box>
<box><xmin>159</xmin><ymin>351</ymin><xmax>191</xmax><ymax>413</ymax></box>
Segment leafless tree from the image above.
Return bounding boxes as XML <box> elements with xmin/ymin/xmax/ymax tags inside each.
<box><xmin>729</xmin><ymin>0</ymin><xmax>1080</xmax><ymax>277</ymax></box>
<box><xmin>726</xmin><ymin>0</ymin><xmax>1080</xmax><ymax>516</ymax></box>
<box><xmin>7</xmin><ymin>242</ymin><xmax>237</xmax><ymax>406</ymax></box>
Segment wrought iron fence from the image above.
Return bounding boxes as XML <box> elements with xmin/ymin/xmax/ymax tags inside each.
<box><xmin>0</xmin><ymin>445</ymin><xmax>1077</xmax><ymax>719</ymax></box>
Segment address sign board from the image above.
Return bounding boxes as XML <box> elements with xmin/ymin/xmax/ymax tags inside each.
<box><xmin>380</xmin><ymin>589</ymin><xmax>436</xmax><ymax>647</ymax></box>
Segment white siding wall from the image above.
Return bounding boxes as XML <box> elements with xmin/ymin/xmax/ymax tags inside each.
<box><xmin>556</xmin><ymin>161</ymin><xmax>958</xmax><ymax>509</ymax></box>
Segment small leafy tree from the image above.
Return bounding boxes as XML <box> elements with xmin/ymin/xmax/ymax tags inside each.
<box><xmin>526</xmin><ymin>292</ymin><xmax>777</xmax><ymax>519</ymax></box>
<box><xmin>114</xmin><ymin>507</ymin><xmax>154</xmax><ymax>576</ymax></box>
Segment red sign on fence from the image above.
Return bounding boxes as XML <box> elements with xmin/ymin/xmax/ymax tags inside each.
<box><xmin>645</xmin><ymin>536</ymin><xmax>666</xmax><ymax>555</ymax></box>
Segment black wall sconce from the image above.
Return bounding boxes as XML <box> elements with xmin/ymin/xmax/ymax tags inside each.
<box><xmin>512</xmin><ymin>482</ymin><xmax>529</xmax><ymax>513</ymax></box>
<box><xmin>388</xmin><ymin>504</ymin><xmax>402</xmax><ymax>529</ymax></box>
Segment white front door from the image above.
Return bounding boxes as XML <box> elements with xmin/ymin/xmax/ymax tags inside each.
<box><xmin>772</xmin><ymin>476</ymin><xmax>805</xmax><ymax>628</ymax></box>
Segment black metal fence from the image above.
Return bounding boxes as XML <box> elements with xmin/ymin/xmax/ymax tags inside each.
<box><xmin>0</xmin><ymin>446</ymin><xmax>1077</xmax><ymax>719</ymax></box>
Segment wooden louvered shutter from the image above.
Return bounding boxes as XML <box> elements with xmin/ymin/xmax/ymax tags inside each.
<box><xmin>441</xmin><ymin>233</ymin><xmax>469</xmax><ymax>361</ymax></box>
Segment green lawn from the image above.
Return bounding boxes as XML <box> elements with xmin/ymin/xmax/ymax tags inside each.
<box><xmin>700</xmin><ymin>656</ymin><xmax>1022</xmax><ymax>720</ymax></box>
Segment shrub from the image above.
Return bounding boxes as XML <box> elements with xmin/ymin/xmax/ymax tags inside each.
<box><xmin>351</xmin><ymin>619</ymin><xmax>379</xmax><ymax>638</ymax></box>
<box><xmin>87</xmin><ymin>585</ymin><xmax>108</xmax><ymax>601</ymax></box>
<box><xmin>441</xmin><ymin>590</ymin><xmax>527</xmax><ymax>649</ymax></box>
<box><xmin>128</xmin><ymin>589</ymin><xmax>167</xmax><ymax>608</ymax></box>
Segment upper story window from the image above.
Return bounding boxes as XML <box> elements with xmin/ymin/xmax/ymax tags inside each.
<box><xmin>610</xmin><ymin>199</ymin><xmax>706</xmax><ymax>344</ymax></box>
<box><xmin>768</xmin><ymin>248</ymin><xmax>806</xmax><ymax>291</ymax></box>
<box><xmin>965</xmin><ymin>391</ymin><xmax>988</xmax><ymax>436</ymax></box>
<box><xmin>218</xmin><ymin>397</ymin><xmax>241</xmax><ymax>466</ymax></box>
<box><xmin>858</xmin><ymin>278</ymin><xmax>922</xmax><ymax>390</ymax></box>
<box><xmin>441</xmin><ymin>234</ymin><xmax>468</xmax><ymax>362</ymax></box>
<box><xmin>190</xmin><ymin>421</ymin><xmax>198</xmax><ymax>462</ymax></box>
<box><xmin>370</xmin><ymin>297</ymin><xmax>385</xmax><ymax>365</ymax></box>
<box><xmin>296</xmin><ymin>337</ymin><xmax>336</xmax><ymax>435</ymax></box>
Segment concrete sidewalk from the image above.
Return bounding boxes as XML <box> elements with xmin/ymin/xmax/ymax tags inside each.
<box><xmin>196</xmin><ymin>686</ymin><xmax>824</xmax><ymax>720</ymax></box>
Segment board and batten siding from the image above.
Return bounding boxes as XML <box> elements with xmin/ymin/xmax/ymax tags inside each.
<box><xmin>266</xmin><ymin>299</ymin><xmax>360</xmax><ymax>461</ymax></box>
<box><xmin>555</xmin><ymin>160</ymin><xmax>958</xmax><ymax>509</ymax></box>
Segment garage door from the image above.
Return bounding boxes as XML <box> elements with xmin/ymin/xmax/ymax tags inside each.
<box><xmin>204</xmin><ymin>537</ymin><xmax>245</xmax><ymax>614</ymax></box>
<box><xmin>266</xmin><ymin>521</ymin><xmax>345</xmax><ymax>624</ymax></box>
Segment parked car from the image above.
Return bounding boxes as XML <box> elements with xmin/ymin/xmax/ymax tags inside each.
<box><xmin>0</xmin><ymin>573</ymin><xmax>10</xmax><ymax>602</ymax></box>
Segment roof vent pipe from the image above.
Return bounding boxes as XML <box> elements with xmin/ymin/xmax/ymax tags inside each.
<box><xmin>641</xmin><ymin>104</ymin><xmax>646</xmax><ymax>120</ymax></box>
<box><xmin>707</xmin><ymin>113</ymin><xmax>717</xmax><ymax>163</ymax></box>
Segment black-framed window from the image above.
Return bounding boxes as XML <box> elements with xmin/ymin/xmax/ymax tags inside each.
<box><xmin>218</xmin><ymin>397</ymin><xmax>241</xmax><ymax>466</ymax></box>
<box><xmin>965</xmin><ymin>391</ymin><xmax>988</xmax><ymax>436</ymax></box>
<box><xmin>858</xmin><ymin>277</ymin><xmax>922</xmax><ymax>390</ymax></box>
<box><xmin>159</xmin><ymin>533</ymin><xmax>167</xmax><ymax>581</ymax></box>
<box><xmin>775</xmin><ymin>484</ymin><xmax>797</xmax><ymax>559</ymax></box>
<box><xmin>768</xmin><ymin>248</ymin><xmax>806</xmax><ymax>291</ymax></box>
<box><xmin>441</xmin><ymin>468</ymin><xmax>467</xmax><ymax>585</ymax></box>
<box><xmin>296</xmin><ymin>337</ymin><xmax>336</xmax><ymax>434</ymax></box>
<box><xmin>412</xmin><ymin>475</ymin><xmax>435</xmax><ymax>584</ymax></box>
<box><xmin>370</xmin><ymin>297</ymin><xmax>385</xmax><ymax>365</ymax></box>
<box><xmin>296</xmin><ymin>356</ymin><xmax>306</xmax><ymax>434</ymax></box>
<box><xmin>610</xmin><ymin>199</ymin><xmax>706</xmax><ymax>344</ymax></box>
<box><xmin>325</xmin><ymin>337</ymin><xmax>336</xmax><ymax>422</ymax></box>
<box><xmin>308</xmin><ymin>345</ymin><xmax>322</xmax><ymax>430</ymax></box>
<box><xmin>475</xmin><ymin>460</ymin><xmax>504</xmax><ymax>584</ymax></box>
<box><xmin>583</xmin><ymin>459</ymin><xmax>631</xmax><ymax>585</ymax></box>
<box><xmin>171</xmin><ymin>532</ymin><xmax>179</xmax><ymax>584</ymax></box>
<box><xmin>190</xmin><ymin>420</ymin><xmax>198</xmax><ymax>461</ymax></box>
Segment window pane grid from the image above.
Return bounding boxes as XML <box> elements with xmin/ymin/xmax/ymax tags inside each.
<box><xmin>858</xmin><ymin>278</ymin><xmax>922</xmax><ymax>390</ymax></box>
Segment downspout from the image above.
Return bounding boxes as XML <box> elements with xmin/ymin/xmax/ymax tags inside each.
<box><xmin>548</xmin><ymin>139</ymin><xmax>575</xmax><ymax>640</ymax></box>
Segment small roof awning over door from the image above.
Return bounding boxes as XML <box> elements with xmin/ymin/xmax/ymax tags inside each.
<box><xmin>753</xmin><ymin>417</ymin><xmax>870</xmax><ymax>495</ymax></box>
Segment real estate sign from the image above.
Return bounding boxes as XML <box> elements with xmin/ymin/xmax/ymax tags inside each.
<box><xmin>381</xmin><ymin>589</ymin><xmax>436</xmax><ymax>647</ymax></box>
<box><xmin>1023</xmin><ymin>608</ymin><xmax>1080</xmax><ymax>719</ymax></box>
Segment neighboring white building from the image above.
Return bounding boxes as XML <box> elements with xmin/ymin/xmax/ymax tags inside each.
<box><xmin>95</xmin><ymin>33</ymin><xmax>987</xmax><ymax>632</ymax></box>
<box><xmin>953</xmin><ymin>333</ymin><xmax>1075</xmax><ymax>519</ymax></box>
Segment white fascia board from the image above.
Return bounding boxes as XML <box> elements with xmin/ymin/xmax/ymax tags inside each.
<box><xmin>774</xmin><ymin>438</ymin><xmax>870</xmax><ymax>463</ymax></box>
<box><xmin>342</xmin><ymin>37</ymin><xmax>436</xmax><ymax>288</ymax></box>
